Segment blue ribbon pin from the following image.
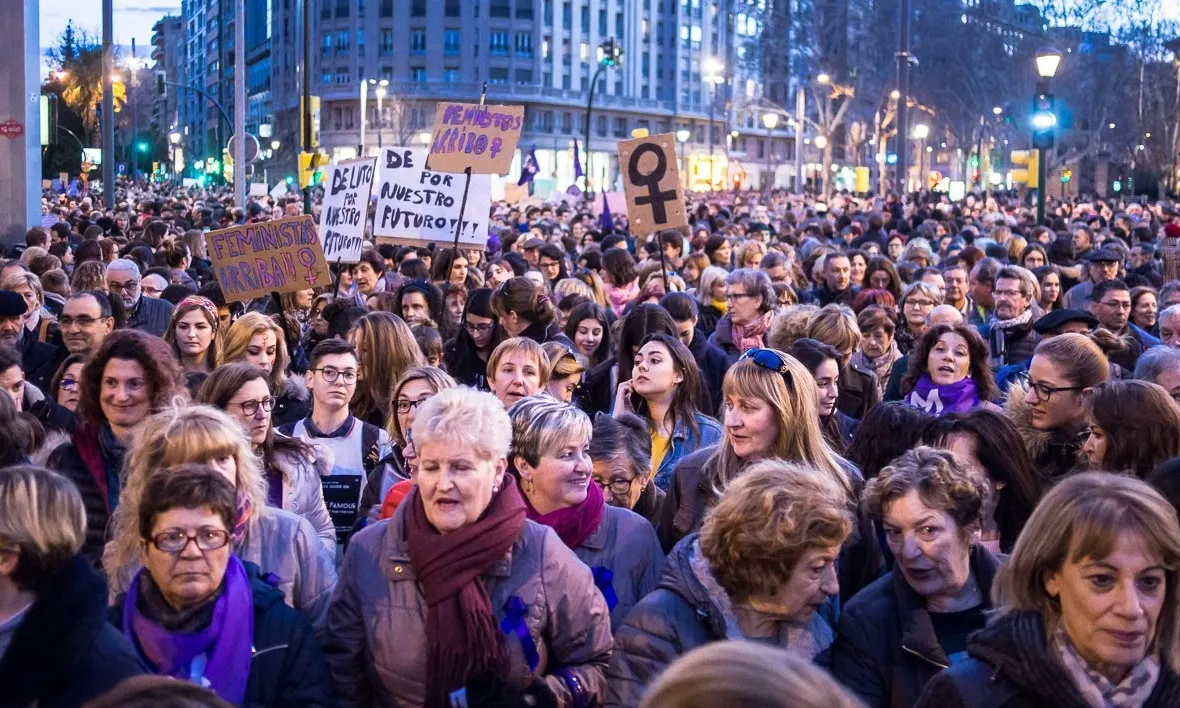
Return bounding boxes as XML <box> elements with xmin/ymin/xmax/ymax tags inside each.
<box><xmin>500</xmin><ymin>596</ymin><xmax>540</xmax><ymax>672</ymax></box>
<box><xmin>591</xmin><ymin>566</ymin><xmax>618</xmax><ymax>611</ymax></box>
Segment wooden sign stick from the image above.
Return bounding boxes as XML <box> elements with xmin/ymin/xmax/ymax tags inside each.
<box><xmin>450</xmin><ymin>83</ymin><xmax>489</xmax><ymax>250</ymax></box>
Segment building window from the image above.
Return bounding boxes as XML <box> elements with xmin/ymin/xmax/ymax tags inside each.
<box><xmin>335</xmin><ymin>0</ymin><xmax>349</xmax><ymax>17</ymax></box>
<box><xmin>543</xmin><ymin>1</ymin><xmax>552</xmax><ymax>25</ymax></box>
<box><xmin>380</xmin><ymin>66</ymin><xmax>393</xmax><ymax>81</ymax></box>
<box><xmin>411</xmin><ymin>30</ymin><xmax>426</xmax><ymax>54</ymax></box>
<box><xmin>321</xmin><ymin>33</ymin><xmax>332</xmax><ymax>54</ymax></box>
<box><xmin>515</xmin><ymin>68</ymin><xmax>533</xmax><ymax>84</ymax></box>
<box><xmin>561</xmin><ymin>112</ymin><xmax>572</xmax><ymax>133</ymax></box>
<box><xmin>411</xmin><ymin>0</ymin><xmax>425</xmax><ymax>16</ymax></box>
<box><xmin>562</xmin><ymin>1</ymin><xmax>571</xmax><ymax>27</ymax></box>
<box><xmin>321</xmin><ymin>70</ymin><xmax>332</xmax><ymax>84</ymax></box>
<box><xmin>356</xmin><ymin>30</ymin><xmax>364</xmax><ymax>54</ymax></box>
<box><xmin>516</xmin><ymin>0</ymin><xmax>533</xmax><ymax>19</ymax></box>
<box><xmin>580</xmin><ymin>41</ymin><xmax>588</xmax><ymax>60</ymax></box>
<box><xmin>596</xmin><ymin>115</ymin><xmax>607</xmax><ymax>136</ymax></box>
<box><xmin>490</xmin><ymin>0</ymin><xmax>510</xmax><ymax>17</ymax></box>
<box><xmin>489</xmin><ymin>31</ymin><xmax>509</xmax><ymax>56</ymax></box>
<box><xmin>515</xmin><ymin>32</ymin><xmax>533</xmax><ymax>56</ymax></box>
<box><xmin>489</xmin><ymin>67</ymin><xmax>509</xmax><ymax>84</ymax></box>
<box><xmin>443</xmin><ymin>29</ymin><xmax>460</xmax><ymax>55</ymax></box>
<box><xmin>614</xmin><ymin>117</ymin><xmax>627</xmax><ymax>137</ymax></box>
<box><xmin>598</xmin><ymin>8</ymin><xmax>607</xmax><ymax>34</ymax></box>
<box><xmin>443</xmin><ymin>67</ymin><xmax>461</xmax><ymax>82</ymax></box>
<box><xmin>445</xmin><ymin>0</ymin><xmax>461</xmax><ymax>16</ymax></box>
<box><xmin>380</xmin><ymin>0</ymin><xmax>392</xmax><ymax>16</ymax></box>
<box><xmin>562</xmin><ymin>74</ymin><xmax>570</xmax><ymax>89</ymax></box>
<box><xmin>380</xmin><ymin>29</ymin><xmax>393</xmax><ymax>55</ymax></box>
<box><xmin>542</xmin><ymin>38</ymin><xmax>550</xmax><ymax>58</ymax></box>
<box><xmin>411</xmin><ymin>66</ymin><xmax>427</xmax><ymax>82</ymax></box>
<box><xmin>336</xmin><ymin>31</ymin><xmax>349</xmax><ymax>53</ymax></box>
<box><xmin>335</xmin><ymin>68</ymin><xmax>350</xmax><ymax>84</ymax></box>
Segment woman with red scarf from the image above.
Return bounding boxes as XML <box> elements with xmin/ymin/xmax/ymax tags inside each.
<box><xmin>323</xmin><ymin>387</ymin><xmax>613</xmax><ymax>707</ymax></box>
<box><xmin>508</xmin><ymin>395</ymin><xmax>664</xmax><ymax>631</ymax></box>
<box><xmin>708</xmin><ymin>269</ymin><xmax>777</xmax><ymax>359</ymax></box>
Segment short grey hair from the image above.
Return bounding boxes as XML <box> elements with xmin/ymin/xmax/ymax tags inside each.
<box><xmin>413</xmin><ymin>386</ymin><xmax>512</xmax><ymax>461</ymax></box>
<box><xmin>508</xmin><ymin>394</ymin><xmax>592</xmax><ymax>468</ymax></box>
<box><xmin>696</xmin><ymin>266</ymin><xmax>729</xmax><ymax>306</ymax></box>
<box><xmin>1159</xmin><ymin>304</ymin><xmax>1180</xmax><ymax>326</ymax></box>
<box><xmin>105</xmin><ymin>258</ymin><xmax>140</xmax><ymax>276</ymax></box>
<box><xmin>725</xmin><ymin>268</ymin><xmax>776</xmax><ymax>314</ymax></box>
<box><xmin>996</xmin><ymin>265</ymin><xmax>1039</xmax><ymax>301</ymax></box>
<box><xmin>901</xmin><ymin>281</ymin><xmax>943</xmax><ymax>309</ymax></box>
<box><xmin>1135</xmin><ymin>346</ymin><xmax>1180</xmax><ymax>384</ymax></box>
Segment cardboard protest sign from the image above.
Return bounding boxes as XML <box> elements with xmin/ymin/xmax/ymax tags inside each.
<box><xmin>503</xmin><ymin>183</ymin><xmax>529</xmax><ymax>204</ymax></box>
<box><xmin>205</xmin><ymin>215</ymin><xmax>331</xmax><ymax>303</ymax></box>
<box><xmin>373</xmin><ymin>147</ymin><xmax>491</xmax><ymax>249</ymax></box>
<box><xmin>249</xmin><ymin>182</ymin><xmax>268</xmax><ymax>197</ymax></box>
<box><xmin>617</xmin><ymin>133</ymin><xmax>688</xmax><ymax>238</ymax></box>
<box><xmin>270</xmin><ymin>180</ymin><xmax>289</xmax><ymax>199</ymax></box>
<box><xmin>319</xmin><ymin>157</ymin><xmax>377</xmax><ymax>263</ymax></box>
<box><xmin>425</xmin><ymin>103</ymin><xmax>524</xmax><ymax>175</ymax></box>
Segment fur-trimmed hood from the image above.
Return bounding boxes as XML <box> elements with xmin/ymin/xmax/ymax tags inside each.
<box><xmin>279</xmin><ymin>374</ymin><xmax>310</xmax><ymax>401</ymax></box>
<box><xmin>1003</xmin><ymin>382</ymin><xmax>1084</xmax><ymax>479</ymax></box>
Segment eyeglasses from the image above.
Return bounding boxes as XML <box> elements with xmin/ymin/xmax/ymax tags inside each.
<box><xmin>725</xmin><ymin>291</ymin><xmax>756</xmax><ymax>302</ymax></box>
<box><xmin>741</xmin><ymin>348</ymin><xmax>791</xmax><ymax>375</ymax></box>
<box><xmin>233</xmin><ymin>396</ymin><xmax>276</xmax><ymax>416</ymax></box>
<box><xmin>464</xmin><ymin>320</ymin><xmax>495</xmax><ymax>333</ymax></box>
<box><xmin>60</xmin><ymin>376</ymin><xmax>79</xmax><ymax>391</ymax></box>
<box><xmin>540</xmin><ymin>260</ymin><xmax>561</xmax><ymax>269</ymax></box>
<box><xmin>60</xmin><ymin>315</ymin><xmax>107</xmax><ymax>328</ymax></box>
<box><xmin>1027</xmin><ymin>379</ymin><xmax>1085</xmax><ymax>401</ymax></box>
<box><xmin>595</xmin><ymin>476</ymin><xmax>638</xmax><ymax>496</ymax></box>
<box><xmin>150</xmin><ymin>527</ymin><xmax>231</xmax><ymax>554</ymax></box>
<box><xmin>905</xmin><ymin>299</ymin><xmax>936</xmax><ymax>308</ymax></box>
<box><xmin>312</xmin><ymin>367</ymin><xmax>358</xmax><ymax>384</ymax></box>
<box><xmin>107</xmin><ymin>279</ymin><xmax>140</xmax><ymax>293</ymax></box>
<box><xmin>395</xmin><ymin>397</ymin><xmax>429</xmax><ymax>414</ymax></box>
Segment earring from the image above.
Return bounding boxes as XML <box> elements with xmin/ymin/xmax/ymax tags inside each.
<box><xmin>523</xmin><ymin>477</ymin><xmax>535</xmax><ymax>495</ymax></box>
<box><xmin>492</xmin><ymin>484</ymin><xmax>500</xmax><ymax>493</ymax></box>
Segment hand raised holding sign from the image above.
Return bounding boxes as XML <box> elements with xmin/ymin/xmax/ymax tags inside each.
<box><xmin>618</xmin><ymin>133</ymin><xmax>688</xmax><ymax>238</ymax></box>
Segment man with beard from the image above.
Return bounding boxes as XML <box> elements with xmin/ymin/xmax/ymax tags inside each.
<box><xmin>105</xmin><ymin>258</ymin><xmax>173</xmax><ymax>337</ymax></box>
<box><xmin>979</xmin><ymin>266</ymin><xmax>1041</xmax><ymax>369</ymax></box>
<box><xmin>1090</xmin><ymin>278</ymin><xmax>1159</xmax><ymax>371</ymax></box>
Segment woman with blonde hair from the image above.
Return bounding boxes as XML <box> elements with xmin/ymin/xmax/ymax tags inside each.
<box><xmin>221</xmin><ymin>312</ymin><xmax>308</xmax><ymax>426</ymax></box>
<box><xmin>346</xmin><ymin>310</ymin><xmax>424</xmax><ymax>428</ymax></box>
<box><xmin>106</xmin><ymin>404</ymin><xmax>337</xmax><ymax>629</ymax></box>
<box><xmin>542</xmin><ymin>340</ymin><xmax>588</xmax><ymax>404</ymax></box>
<box><xmin>658</xmin><ymin>348</ymin><xmax>857</xmax><ymax>552</ymax></box>
<box><xmin>608</xmin><ymin>458</ymin><xmax>854</xmax><ymax>706</ymax></box>
<box><xmin>164</xmin><ymin>295</ymin><xmax>222</xmax><ymax>387</ymax></box>
<box><xmin>918</xmin><ymin>472</ymin><xmax>1180</xmax><ymax>706</ymax></box>
<box><xmin>641</xmin><ymin>642</ymin><xmax>865</xmax><ymax>708</ymax></box>
<box><xmin>0</xmin><ymin>465</ymin><xmax>145</xmax><ymax>705</ymax></box>
<box><xmin>694</xmin><ymin>265</ymin><xmax>729</xmax><ymax>337</ymax></box>
<box><xmin>70</xmin><ymin>260</ymin><xmax>108</xmax><ymax>293</ymax></box>
<box><xmin>487</xmin><ymin>336</ymin><xmax>550</xmax><ymax>409</ymax></box>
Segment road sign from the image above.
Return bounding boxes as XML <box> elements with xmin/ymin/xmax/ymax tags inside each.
<box><xmin>227</xmin><ymin>133</ymin><xmax>261</xmax><ymax>163</ymax></box>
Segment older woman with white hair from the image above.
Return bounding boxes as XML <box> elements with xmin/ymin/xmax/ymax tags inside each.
<box><xmin>694</xmin><ymin>265</ymin><xmax>729</xmax><ymax>337</ymax></box>
<box><xmin>0</xmin><ymin>465</ymin><xmax>144</xmax><ymax>705</ymax></box>
<box><xmin>324</xmin><ymin>387</ymin><xmax>613</xmax><ymax>707</ymax></box>
<box><xmin>709</xmin><ymin>268</ymin><xmax>777</xmax><ymax>358</ymax></box>
<box><xmin>509</xmin><ymin>395</ymin><xmax>664</xmax><ymax>630</ymax></box>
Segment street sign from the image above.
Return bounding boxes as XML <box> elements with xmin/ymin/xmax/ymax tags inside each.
<box><xmin>227</xmin><ymin>133</ymin><xmax>261</xmax><ymax>163</ymax></box>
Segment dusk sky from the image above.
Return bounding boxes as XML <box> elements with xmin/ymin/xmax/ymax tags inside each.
<box><xmin>40</xmin><ymin>0</ymin><xmax>181</xmax><ymax>59</ymax></box>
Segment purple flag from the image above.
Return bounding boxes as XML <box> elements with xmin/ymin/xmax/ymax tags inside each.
<box><xmin>573</xmin><ymin>140</ymin><xmax>584</xmax><ymax>179</ymax></box>
<box><xmin>600</xmin><ymin>192</ymin><xmax>614</xmax><ymax>233</ymax></box>
<box><xmin>517</xmin><ymin>144</ymin><xmax>539</xmax><ymax>186</ymax></box>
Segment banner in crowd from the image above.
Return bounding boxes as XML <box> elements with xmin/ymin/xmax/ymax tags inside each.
<box><xmin>425</xmin><ymin>102</ymin><xmax>524</xmax><ymax>175</ymax></box>
<box><xmin>373</xmin><ymin>147</ymin><xmax>491</xmax><ymax>249</ymax></box>
<box><xmin>318</xmin><ymin>157</ymin><xmax>377</xmax><ymax>263</ymax></box>
<box><xmin>618</xmin><ymin>133</ymin><xmax>688</xmax><ymax>238</ymax></box>
<box><xmin>205</xmin><ymin>215</ymin><xmax>332</xmax><ymax>303</ymax></box>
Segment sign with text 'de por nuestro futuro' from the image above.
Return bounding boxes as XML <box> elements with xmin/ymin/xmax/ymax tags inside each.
<box><xmin>617</xmin><ymin>133</ymin><xmax>688</xmax><ymax>238</ymax></box>
<box><xmin>205</xmin><ymin>215</ymin><xmax>331</xmax><ymax>302</ymax></box>
<box><xmin>425</xmin><ymin>102</ymin><xmax>524</xmax><ymax>175</ymax></box>
<box><xmin>318</xmin><ymin>157</ymin><xmax>377</xmax><ymax>263</ymax></box>
<box><xmin>373</xmin><ymin>147</ymin><xmax>491</xmax><ymax>249</ymax></box>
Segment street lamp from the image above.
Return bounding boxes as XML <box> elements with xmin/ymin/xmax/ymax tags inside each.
<box><xmin>814</xmin><ymin>135</ymin><xmax>828</xmax><ymax>150</ymax></box>
<box><xmin>992</xmin><ymin>106</ymin><xmax>1003</xmax><ymax>116</ymax></box>
<box><xmin>762</xmin><ymin>113</ymin><xmax>779</xmax><ymax>191</ymax></box>
<box><xmin>585</xmin><ymin>37</ymin><xmax>623</xmax><ymax>199</ymax></box>
<box><xmin>816</xmin><ymin>73</ymin><xmax>831</xmax><ymax>85</ymax></box>
<box><xmin>704</xmin><ymin>57</ymin><xmax>725</xmax><ymax>191</ymax></box>
<box><xmin>1033</xmin><ymin>46</ymin><xmax>1061</xmax><ymax>223</ymax></box>
<box><xmin>369</xmin><ymin>78</ymin><xmax>389</xmax><ymax>149</ymax></box>
<box><xmin>912</xmin><ymin>123</ymin><xmax>930</xmax><ymax>191</ymax></box>
<box><xmin>675</xmin><ymin>129</ymin><xmax>691</xmax><ymax>190</ymax></box>
<box><xmin>1035</xmin><ymin>47</ymin><xmax>1062</xmax><ymax>79</ymax></box>
<box><xmin>271</xmin><ymin>139</ymin><xmax>281</xmax><ymax>151</ymax></box>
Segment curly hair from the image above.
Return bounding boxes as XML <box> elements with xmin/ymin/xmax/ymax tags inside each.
<box><xmin>77</xmin><ymin>329</ymin><xmax>186</xmax><ymax>426</ymax></box>
<box><xmin>767</xmin><ymin>304</ymin><xmax>820</xmax><ymax>352</ymax></box>
<box><xmin>700</xmin><ymin>458</ymin><xmax>854</xmax><ymax>605</ymax></box>
<box><xmin>900</xmin><ymin>323</ymin><xmax>998</xmax><ymax>402</ymax></box>
<box><xmin>862</xmin><ymin>446</ymin><xmax>988</xmax><ymax>535</ymax></box>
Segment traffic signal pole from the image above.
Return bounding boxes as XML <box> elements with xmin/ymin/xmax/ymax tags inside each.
<box><xmin>1036</xmin><ymin>146</ymin><xmax>1047</xmax><ymax>224</ymax></box>
<box><xmin>301</xmin><ymin>0</ymin><xmax>312</xmax><ymax>214</ymax></box>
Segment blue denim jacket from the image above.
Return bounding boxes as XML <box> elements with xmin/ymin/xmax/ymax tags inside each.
<box><xmin>653</xmin><ymin>414</ymin><xmax>724</xmax><ymax>491</ymax></box>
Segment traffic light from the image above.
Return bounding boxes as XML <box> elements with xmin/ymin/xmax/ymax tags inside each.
<box><xmin>1010</xmin><ymin>150</ymin><xmax>1039</xmax><ymax>189</ymax></box>
<box><xmin>1031</xmin><ymin>91</ymin><xmax>1056</xmax><ymax>150</ymax></box>
<box><xmin>1061</xmin><ymin>168</ymin><xmax>1073</xmax><ymax>184</ymax></box>
<box><xmin>136</xmin><ymin>141</ymin><xmax>149</xmax><ymax>153</ymax></box>
<box><xmin>599</xmin><ymin>38</ymin><xmax>622</xmax><ymax>67</ymax></box>
<box><xmin>298</xmin><ymin>151</ymin><xmax>329</xmax><ymax>188</ymax></box>
<box><xmin>156</xmin><ymin>72</ymin><xmax>166</xmax><ymax>95</ymax></box>
<box><xmin>300</xmin><ymin>95</ymin><xmax>322</xmax><ymax>149</ymax></box>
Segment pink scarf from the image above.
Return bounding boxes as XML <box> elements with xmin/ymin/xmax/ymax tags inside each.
<box><xmin>605</xmin><ymin>281</ymin><xmax>639</xmax><ymax>316</ymax></box>
<box><xmin>731</xmin><ymin>311</ymin><xmax>773</xmax><ymax>353</ymax></box>
<box><xmin>523</xmin><ymin>478</ymin><xmax>605</xmax><ymax>549</ymax></box>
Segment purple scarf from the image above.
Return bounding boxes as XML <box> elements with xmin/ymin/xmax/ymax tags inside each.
<box><xmin>123</xmin><ymin>555</ymin><xmax>255</xmax><ymax>704</ymax></box>
<box><xmin>905</xmin><ymin>374</ymin><xmax>980</xmax><ymax>416</ymax></box>
<box><xmin>524</xmin><ymin>476</ymin><xmax>605</xmax><ymax>549</ymax></box>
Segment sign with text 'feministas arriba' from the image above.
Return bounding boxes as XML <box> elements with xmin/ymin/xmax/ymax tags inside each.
<box><xmin>425</xmin><ymin>103</ymin><xmax>524</xmax><ymax>175</ymax></box>
<box><xmin>205</xmin><ymin>215</ymin><xmax>331</xmax><ymax>302</ymax></box>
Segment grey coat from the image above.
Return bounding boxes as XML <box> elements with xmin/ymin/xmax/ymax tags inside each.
<box><xmin>269</xmin><ymin>438</ymin><xmax>336</xmax><ymax>553</ymax></box>
<box><xmin>572</xmin><ymin>504</ymin><xmax>664</xmax><ymax>631</ymax></box>
<box><xmin>323</xmin><ymin>500</ymin><xmax>614</xmax><ymax>708</ymax></box>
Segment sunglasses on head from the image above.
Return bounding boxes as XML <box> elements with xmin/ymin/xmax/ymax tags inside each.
<box><xmin>740</xmin><ymin>348</ymin><xmax>791</xmax><ymax>375</ymax></box>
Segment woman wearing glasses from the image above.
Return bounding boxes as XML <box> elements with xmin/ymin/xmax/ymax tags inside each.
<box><xmin>896</xmin><ymin>282</ymin><xmax>942</xmax><ymax>355</ymax></box>
<box><xmin>589</xmin><ymin>412</ymin><xmax>664</xmax><ymax>525</ymax></box>
<box><xmin>709</xmin><ymin>269</ymin><xmax>777</xmax><ymax>359</ymax></box>
<box><xmin>50</xmin><ymin>352</ymin><xmax>86</xmax><ymax>413</ymax></box>
<box><xmin>197</xmin><ymin>363</ymin><xmax>335</xmax><ymax>552</ymax></box>
<box><xmin>444</xmin><ymin>288</ymin><xmax>499</xmax><ymax>389</ymax></box>
<box><xmin>106</xmin><ymin>405</ymin><xmax>337</xmax><ymax>631</ymax></box>
<box><xmin>222</xmin><ymin>312</ymin><xmax>310</xmax><ymax>428</ymax></box>
<box><xmin>657</xmin><ymin>348</ymin><xmax>858</xmax><ymax>553</ymax></box>
<box><xmin>111</xmin><ymin>464</ymin><xmax>333</xmax><ymax>705</ymax></box>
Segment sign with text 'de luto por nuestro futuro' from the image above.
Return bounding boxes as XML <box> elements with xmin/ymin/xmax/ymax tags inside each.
<box><xmin>425</xmin><ymin>102</ymin><xmax>524</xmax><ymax>175</ymax></box>
<box><xmin>205</xmin><ymin>215</ymin><xmax>331</xmax><ymax>302</ymax></box>
<box><xmin>617</xmin><ymin>133</ymin><xmax>688</xmax><ymax>238</ymax></box>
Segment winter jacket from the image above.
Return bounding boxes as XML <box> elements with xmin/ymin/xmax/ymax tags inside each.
<box><xmin>0</xmin><ymin>554</ymin><xmax>145</xmax><ymax>708</ymax></box>
<box><xmin>837</xmin><ymin>360</ymin><xmax>880</xmax><ymax>420</ymax></box>
<box><xmin>1110</xmin><ymin>322</ymin><xmax>1160</xmax><ymax>372</ymax></box>
<box><xmin>126</xmin><ymin>294</ymin><xmax>174</xmax><ymax>338</ymax></box>
<box><xmin>830</xmin><ymin>545</ymin><xmax>1004</xmax><ymax>708</ymax></box>
<box><xmin>267</xmin><ymin>437</ymin><xmax>337</xmax><ymax>553</ymax></box>
<box><xmin>15</xmin><ymin>329</ymin><xmax>58</xmax><ymax>393</ymax></box>
<box><xmin>1004</xmin><ymin>386</ymin><xmax>1084</xmax><ymax>481</ymax></box>
<box><xmin>706</xmin><ymin>313</ymin><xmax>747</xmax><ymax>361</ymax></box>
<box><xmin>1062</xmin><ymin>279</ymin><xmax>1095</xmax><ymax>311</ymax></box>
<box><xmin>979</xmin><ymin>319</ymin><xmax>1042</xmax><ymax>370</ymax></box>
<box><xmin>686</xmin><ymin>327</ymin><xmax>730</xmax><ymax>416</ymax></box>
<box><xmin>520</xmin><ymin>319</ymin><xmax>575</xmax><ymax>348</ymax></box>
<box><xmin>322</xmin><ymin>499</ymin><xmax>614</xmax><ymax>707</ymax></box>
<box><xmin>606</xmin><ymin>535</ymin><xmax>836</xmax><ymax>707</ymax></box>
<box><xmin>656</xmin><ymin>446</ymin><xmax>718</xmax><ymax>554</ymax></box>
<box><xmin>810</xmin><ymin>283</ymin><xmax>861</xmax><ymax>307</ymax></box>
<box><xmin>572</xmin><ymin>504</ymin><xmax>664</xmax><ymax>631</ymax></box>
<box><xmin>582</xmin><ymin>357</ymin><xmax>618</xmax><ymax>416</ymax></box>
<box><xmin>915</xmin><ymin>609</ymin><xmax>1180</xmax><ymax>708</ymax></box>
<box><xmin>111</xmin><ymin>560</ymin><xmax>334</xmax><ymax>707</ymax></box>
<box><xmin>47</xmin><ymin>424</ymin><xmax>125</xmax><ymax>566</ymax></box>
<box><xmin>696</xmin><ymin>303</ymin><xmax>724</xmax><ymax>338</ymax></box>
<box><xmin>653</xmin><ymin>414</ymin><xmax>724</xmax><ymax>491</ymax></box>
<box><xmin>272</xmin><ymin>377</ymin><xmax>312</xmax><ymax>429</ymax></box>
<box><xmin>630</xmin><ymin>479</ymin><xmax>666</xmax><ymax>528</ymax></box>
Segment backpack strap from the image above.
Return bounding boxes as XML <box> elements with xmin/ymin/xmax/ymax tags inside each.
<box><xmin>360</xmin><ymin>423</ymin><xmax>379</xmax><ymax>476</ymax></box>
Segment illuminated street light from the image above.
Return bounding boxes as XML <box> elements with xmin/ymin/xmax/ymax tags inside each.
<box><xmin>675</xmin><ymin>128</ymin><xmax>691</xmax><ymax>143</ymax></box>
<box><xmin>1109</xmin><ymin>122</ymin><xmax>1117</xmax><ymax>129</ymax></box>
<box><xmin>816</xmin><ymin>73</ymin><xmax>831</xmax><ymax>85</ymax></box>
<box><xmin>814</xmin><ymin>135</ymin><xmax>828</xmax><ymax>150</ymax></box>
<box><xmin>1030</xmin><ymin>112</ymin><xmax>1057</xmax><ymax>130</ymax></box>
<box><xmin>168</xmin><ymin>131</ymin><xmax>181</xmax><ymax>145</ymax></box>
<box><xmin>271</xmin><ymin>139</ymin><xmax>281</xmax><ymax>150</ymax></box>
<box><xmin>1035</xmin><ymin>47</ymin><xmax>1062</xmax><ymax>78</ymax></box>
<box><xmin>912</xmin><ymin>123</ymin><xmax>930</xmax><ymax>140</ymax></box>
<box><xmin>992</xmin><ymin>106</ymin><xmax>1003</xmax><ymax>115</ymax></box>
<box><xmin>890</xmin><ymin>89</ymin><xmax>901</xmax><ymax>100</ymax></box>
<box><xmin>762</xmin><ymin>113</ymin><xmax>779</xmax><ymax>130</ymax></box>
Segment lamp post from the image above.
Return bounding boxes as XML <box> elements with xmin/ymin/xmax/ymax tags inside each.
<box><xmin>585</xmin><ymin>38</ymin><xmax>622</xmax><ymax>199</ymax></box>
<box><xmin>169</xmin><ymin>131</ymin><xmax>181</xmax><ymax>178</ymax></box>
<box><xmin>912</xmin><ymin>123</ymin><xmax>930</xmax><ymax>191</ymax></box>
<box><xmin>375</xmin><ymin>80</ymin><xmax>388</xmax><ymax>149</ymax></box>
<box><xmin>762</xmin><ymin>112</ymin><xmax>779</xmax><ymax>192</ymax></box>
<box><xmin>704</xmin><ymin>57</ymin><xmax>725</xmax><ymax>191</ymax></box>
<box><xmin>1033</xmin><ymin>46</ymin><xmax>1061</xmax><ymax>225</ymax></box>
<box><xmin>675</xmin><ymin>128</ymin><xmax>691</xmax><ymax>190</ymax></box>
<box><xmin>813</xmin><ymin>134</ymin><xmax>828</xmax><ymax>196</ymax></box>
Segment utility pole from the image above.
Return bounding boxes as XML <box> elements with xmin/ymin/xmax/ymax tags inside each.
<box><xmin>894</xmin><ymin>0</ymin><xmax>912</xmax><ymax>195</ymax></box>
<box><xmin>795</xmin><ymin>84</ymin><xmax>805</xmax><ymax>194</ymax></box>
<box><xmin>102</xmin><ymin>0</ymin><xmax>115</xmax><ymax>208</ymax></box>
<box><xmin>301</xmin><ymin>0</ymin><xmax>312</xmax><ymax>214</ymax></box>
<box><xmin>233</xmin><ymin>0</ymin><xmax>246</xmax><ymax>211</ymax></box>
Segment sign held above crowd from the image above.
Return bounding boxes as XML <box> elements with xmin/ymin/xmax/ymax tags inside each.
<box><xmin>318</xmin><ymin>157</ymin><xmax>376</xmax><ymax>263</ymax></box>
<box><xmin>618</xmin><ymin>133</ymin><xmax>688</xmax><ymax>238</ymax></box>
<box><xmin>425</xmin><ymin>102</ymin><xmax>524</xmax><ymax>175</ymax></box>
<box><xmin>373</xmin><ymin>147</ymin><xmax>491</xmax><ymax>250</ymax></box>
<box><xmin>205</xmin><ymin>215</ymin><xmax>331</xmax><ymax>302</ymax></box>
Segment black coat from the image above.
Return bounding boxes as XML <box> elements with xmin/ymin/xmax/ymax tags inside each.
<box><xmin>16</xmin><ymin>330</ymin><xmax>58</xmax><ymax>393</ymax></box>
<box><xmin>811</xmin><ymin>283</ymin><xmax>861</xmax><ymax>307</ymax></box>
<box><xmin>111</xmin><ymin>562</ymin><xmax>334</xmax><ymax>707</ymax></box>
<box><xmin>0</xmin><ymin>554</ymin><xmax>145</xmax><ymax>707</ymax></box>
<box><xmin>697</xmin><ymin>303</ymin><xmax>724</xmax><ymax>338</ymax></box>
<box><xmin>687</xmin><ymin>327</ymin><xmax>730</xmax><ymax>417</ymax></box>
<box><xmin>837</xmin><ymin>361</ymin><xmax>880</xmax><ymax>420</ymax></box>
<box><xmin>916</xmin><ymin>609</ymin><xmax>1180</xmax><ymax>708</ymax></box>
<box><xmin>830</xmin><ymin>545</ymin><xmax>1003</xmax><ymax>708</ymax></box>
<box><xmin>47</xmin><ymin>425</ymin><xmax>122</xmax><ymax>566</ymax></box>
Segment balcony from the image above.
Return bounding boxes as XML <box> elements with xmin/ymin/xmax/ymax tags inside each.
<box><xmin>317</xmin><ymin>80</ymin><xmax>679</xmax><ymax>115</ymax></box>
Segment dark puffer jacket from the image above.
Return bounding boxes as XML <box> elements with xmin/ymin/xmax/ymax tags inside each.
<box><xmin>0</xmin><ymin>554</ymin><xmax>145</xmax><ymax>707</ymax></box>
<box><xmin>916</xmin><ymin>609</ymin><xmax>1180</xmax><ymax>708</ymax></box>
<box><xmin>111</xmin><ymin>561</ymin><xmax>334</xmax><ymax>707</ymax></box>
<box><xmin>830</xmin><ymin>545</ymin><xmax>1003</xmax><ymax>708</ymax></box>
<box><xmin>46</xmin><ymin>424</ymin><xmax>124</xmax><ymax>565</ymax></box>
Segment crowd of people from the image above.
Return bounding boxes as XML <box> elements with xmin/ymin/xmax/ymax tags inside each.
<box><xmin>4</xmin><ymin>183</ymin><xmax>1180</xmax><ymax>707</ymax></box>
